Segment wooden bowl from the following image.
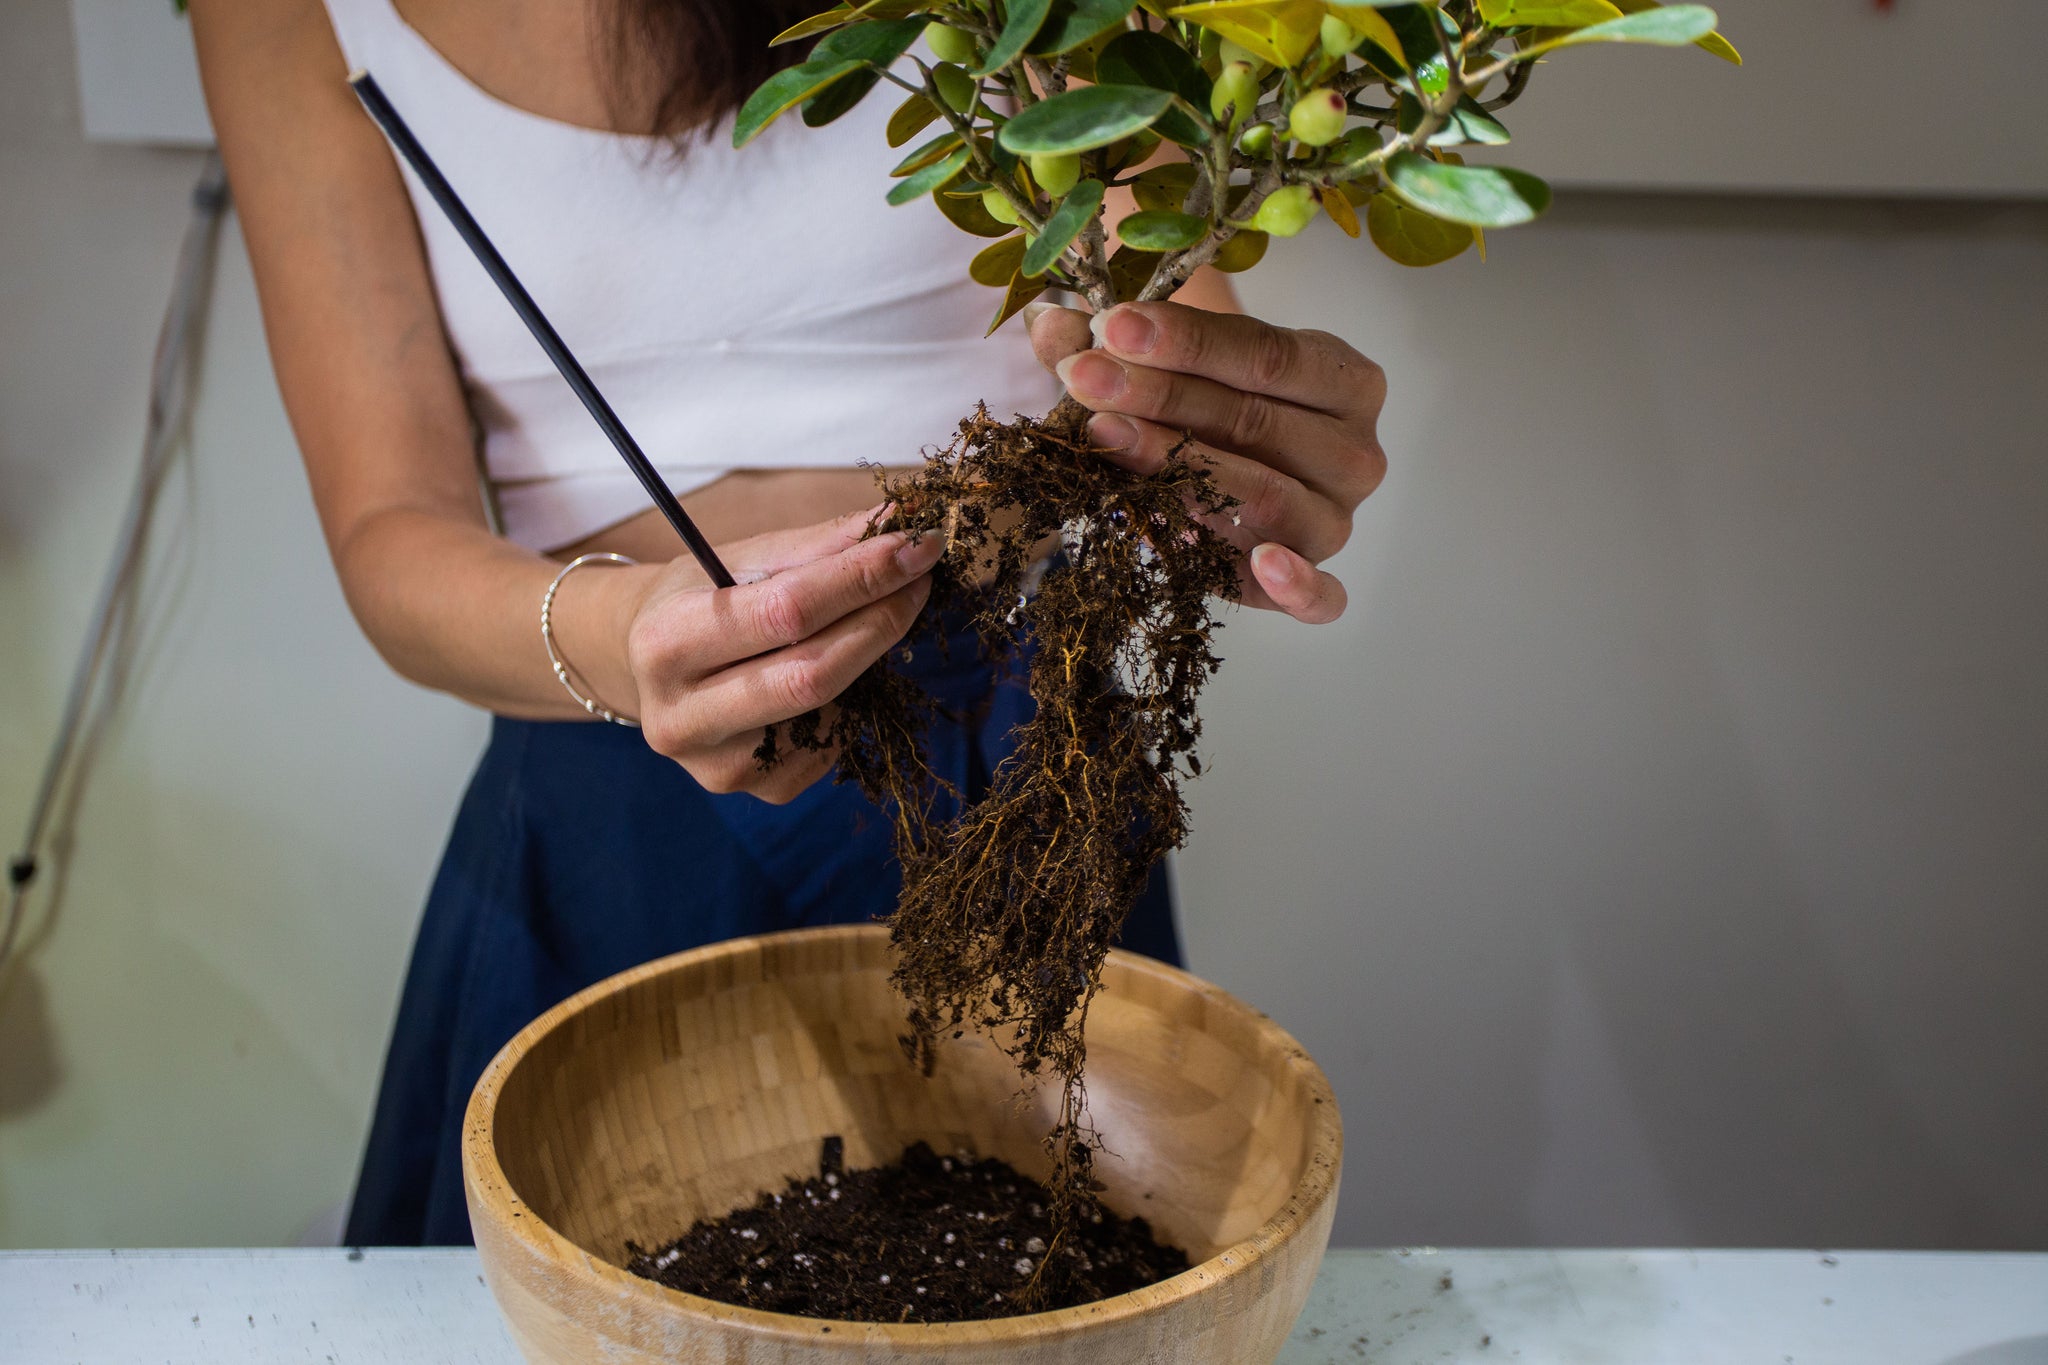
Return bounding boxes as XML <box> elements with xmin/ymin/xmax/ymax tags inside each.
<box><xmin>463</xmin><ymin>923</ymin><xmax>1341</xmax><ymax>1364</ymax></box>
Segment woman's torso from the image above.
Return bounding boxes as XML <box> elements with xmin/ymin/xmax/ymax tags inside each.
<box><xmin>326</xmin><ymin>0</ymin><xmax>1058</xmax><ymax>562</ymax></box>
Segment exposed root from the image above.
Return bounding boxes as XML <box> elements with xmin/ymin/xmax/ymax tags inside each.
<box><xmin>760</xmin><ymin>396</ymin><xmax>1239</xmax><ymax>1303</ymax></box>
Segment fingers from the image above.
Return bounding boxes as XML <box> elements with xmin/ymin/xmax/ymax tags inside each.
<box><xmin>1029</xmin><ymin>301</ymin><xmax>1389</xmax><ymax>508</ymax></box>
<box><xmin>1023</xmin><ymin>301</ymin><xmax>1091</xmax><ymax>372</ymax></box>
<box><xmin>1093</xmin><ymin>301</ymin><xmax>1387</xmax><ymax>427</ymax></box>
<box><xmin>698</xmin><ymin>528</ymin><xmax>943</xmax><ymax>663</ymax></box>
<box><xmin>1249</xmin><ymin>542</ymin><xmax>1348</xmax><ymax>625</ymax></box>
<box><xmin>1087</xmin><ymin>411</ymin><xmax>1353</xmax><ymax>564</ymax></box>
<box><xmin>668</xmin><ymin>576</ymin><xmax>934</xmax><ymax>748</ymax></box>
<box><xmin>1057</xmin><ymin>345</ymin><xmax>1386</xmax><ymax>506</ymax></box>
<box><xmin>719</xmin><ymin>501</ymin><xmax>893</xmax><ymax>582</ymax></box>
<box><xmin>680</xmin><ymin>729</ymin><xmax>839</xmax><ymax>805</ymax></box>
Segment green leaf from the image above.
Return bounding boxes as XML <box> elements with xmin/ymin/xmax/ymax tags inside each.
<box><xmin>976</xmin><ymin>0</ymin><xmax>1053</xmax><ymax>75</ymax></box>
<box><xmin>1095</xmin><ymin>30</ymin><xmax>1211</xmax><ymax>147</ymax></box>
<box><xmin>802</xmin><ymin>67</ymin><xmax>881</xmax><ymax>126</ymax></box>
<box><xmin>1033</xmin><ymin>0</ymin><xmax>1140</xmax><ymax>57</ymax></box>
<box><xmin>986</xmin><ymin>270</ymin><xmax>1050</xmax><ymax>334</ymax></box>
<box><xmin>1512</xmin><ymin>3</ymin><xmax>1720</xmax><ymax>60</ymax></box>
<box><xmin>1117</xmin><ymin>209</ymin><xmax>1207</xmax><ymax>251</ymax></box>
<box><xmin>812</xmin><ymin>14</ymin><xmax>931</xmax><ymax>65</ymax></box>
<box><xmin>1383</xmin><ymin>151</ymin><xmax>1550</xmax><ymax>228</ymax></box>
<box><xmin>885</xmin><ymin>147</ymin><xmax>971</xmax><ymax>205</ymax></box>
<box><xmin>935</xmin><ymin>185</ymin><xmax>1017</xmax><ymax>236</ymax></box>
<box><xmin>1397</xmin><ymin>92</ymin><xmax>1510</xmax><ymax>147</ymax></box>
<box><xmin>1379</xmin><ymin>3</ymin><xmax>1453</xmax><ymax>75</ymax></box>
<box><xmin>969</xmin><ymin>234</ymin><xmax>1030</xmax><ymax>286</ymax></box>
<box><xmin>1447</xmin><ymin>96</ymin><xmax>1510</xmax><ymax>145</ymax></box>
<box><xmin>998</xmin><ymin>85</ymin><xmax>1173</xmax><ymax>155</ymax></box>
<box><xmin>1560</xmin><ymin>3</ymin><xmax>1718</xmax><ymax>44</ymax></box>
<box><xmin>1478</xmin><ymin>0</ymin><xmax>1622</xmax><ymax>25</ymax></box>
<box><xmin>1608</xmin><ymin>0</ymin><xmax>1741</xmax><ymax>62</ymax></box>
<box><xmin>733</xmin><ymin>60</ymin><xmax>866</xmax><ymax>148</ymax></box>
<box><xmin>885</xmin><ymin>91</ymin><xmax>941</xmax><ymax>146</ymax></box>
<box><xmin>1366</xmin><ymin>192</ymin><xmax>1475</xmax><ymax>267</ymax></box>
<box><xmin>1023</xmin><ymin>178</ymin><xmax>1106</xmax><ymax>276</ymax></box>
<box><xmin>891</xmin><ymin>129</ymin><xmax>963</xmax><ymax>175</ymax></box>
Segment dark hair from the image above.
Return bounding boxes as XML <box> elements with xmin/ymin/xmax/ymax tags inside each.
<box><xmin>608</xmin><ymin>0</ymin><xmax>821</xmax><ymax>141</ymax></box>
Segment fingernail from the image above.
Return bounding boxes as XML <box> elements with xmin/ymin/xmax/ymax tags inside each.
<box><xmin>1020</xmin><ymin>300</ymin><xmax>1058</xmax><ymax>330</ymax></box>
<box><xmin>1251</xmin><ymin>542</ymin><xmax>1293</xmax><ymax>582</ymax></box>
<box><xmin>1056</xmin><ymin>351</ymin><xmax>1128</xmax><ymax>402</ymax></box>
<box><xmin>1089</xmin><ymin>414</ymin><xmax>1139</xmax><ymax>450</ymax></box>
<box><xmin>1098</xmin><ymin>306</ymin><xmax>1158</xmax><ymax>357</ymax></box>
<box><xmin>896</xmin><ymin>532</ymin><xmax>945</xmax><ymax>573</ymax></box>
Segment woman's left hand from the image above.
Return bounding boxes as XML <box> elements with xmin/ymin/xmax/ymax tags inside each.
<box><xmin>1026</xmin><ymin>301</ymin><xmax>1388</xmax><ymax>625</ymax></box>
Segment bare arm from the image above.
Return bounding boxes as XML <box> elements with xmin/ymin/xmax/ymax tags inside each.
<box><xmin>189</xmin><ymin>0</ymin><xmax>933</xmax><ymax>799</ymax></box>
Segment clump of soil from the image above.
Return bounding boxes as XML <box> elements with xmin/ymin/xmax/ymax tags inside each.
<box><xmin>624</xmin><ymin>1137</ymin><xmax>1188</xmax><ymax>1323</ymax></box>
<box><xmin>755</xmin><ymin>396</ymin><xmax>1238</xmax><ymax>1299</ymax></box>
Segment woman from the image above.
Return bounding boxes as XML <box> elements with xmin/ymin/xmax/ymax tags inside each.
<box><xmin>190</xmin><ymin>0</ymin><xmax>1389</xmax><ymax>1245</ymax></box>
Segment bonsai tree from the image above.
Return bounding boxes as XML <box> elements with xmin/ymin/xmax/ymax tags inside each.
<box><xmin>736</xmin><ymin>0</ymin><xmax>1737</xmax><ymax>1292</ymax></box>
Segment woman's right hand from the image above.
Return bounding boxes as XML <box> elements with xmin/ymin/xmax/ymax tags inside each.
<box><xmin>622</xmin><ymin>506</ymin><xmax>943</xmax><ymax>803</ymax></box>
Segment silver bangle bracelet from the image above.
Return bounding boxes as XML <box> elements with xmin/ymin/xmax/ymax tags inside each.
<box><xmin>540</xmin><ymin>552</ymin><xmax>641</xmax><ymax>727</ymax></box>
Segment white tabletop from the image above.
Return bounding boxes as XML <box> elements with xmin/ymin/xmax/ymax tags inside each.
<box><xmin>3</xmin><ymin>1246</ymin><xmax>2044</xmax><ymax>1364</ymax></box>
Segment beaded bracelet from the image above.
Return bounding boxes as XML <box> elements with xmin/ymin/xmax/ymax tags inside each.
<box><xmin>539</xmin><ymin>552</ymin><xmax>641</xmax><ymax>727</ymax></box>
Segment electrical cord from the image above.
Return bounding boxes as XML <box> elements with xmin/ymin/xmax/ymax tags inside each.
<box><xmin>2</xmin><ymin>152</ymin><xmax>229</xmax><ymax>980</ymax></box>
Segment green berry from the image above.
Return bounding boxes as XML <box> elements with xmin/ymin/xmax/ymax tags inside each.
<box><xmin>1320</xmin><ymin>15</ymin><xmax>1365</xmax><ymax>58</ymax></box>
<box><xmin>1213</xmin><ymin>228</ymin><xmax>1269</xmax><ymax>273</ymax></box>
<box><xmin>1248</xmin><ymin>184</ymin><xmax>1317</xmax><ymax>238</ymax></box>
<box><xmin>1218</xmin><ymin>40</ymin><xmax>1266</xmax><ymax>73</ymax></box>
<box><xmin>982</xmin><ymin>188</ymin><xmax>1024</xmax><ymax>226</ymax></box>
<box><xmin>1028</xmin><ymin>152</ymin><xmax>1082</xmax><ymax>198</ymax></box>
<box><xmin>933</xmin><ymin>62</ymin><xmax>978</xmax><ymax>114</ymax></box>
<box><xmin>1209</xmin><ymin>62</ymin><xmax>1260</xmax><ymax>127</ymax></box>
<box><xmin>1239</xmin><ymin>122</ymin><xmax>1274</xmax><ymax>156</ymax></box>
<box><xmin>1289</xmin><ymin>88</ymin><xmax>1347</xmax><ymax>148</ymax></box>
<box><xmin>923</xmin><ymin>21</ymin><xmax>980</xmax><ymax>66</ymax></box>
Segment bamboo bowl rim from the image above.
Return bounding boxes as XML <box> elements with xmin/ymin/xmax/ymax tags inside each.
<box><xmin>463</xmin><ymin>923</ymin><xmax>1344</xmax><ymax>1348</ymax></box>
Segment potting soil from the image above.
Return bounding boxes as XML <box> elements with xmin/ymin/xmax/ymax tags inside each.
<box><xmin>623</xmin><ymin>1137</ymin><xmax>1188</xmax><ymax>1323</ymax></box>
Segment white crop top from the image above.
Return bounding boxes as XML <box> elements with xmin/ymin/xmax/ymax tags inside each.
<box><xmin>321</xmin><ymin>0</ymin><xmax>1058</xmax><ymax>551</ymax></box>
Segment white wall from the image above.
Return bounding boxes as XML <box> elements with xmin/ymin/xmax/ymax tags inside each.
<box><xmin>1207</xmin><ymin>192</ymin><xmax>2048</xmax><ymax>1249</ymax></box>
<box><xmin>0</xmin><ymin>0</ymin><xmax>485</xmax><ymax>1247</ymax></box>
<box><xmin>4</xmin><ymin>0</ymin><xmax>2044</xmax><ymax>1250</ymax></box>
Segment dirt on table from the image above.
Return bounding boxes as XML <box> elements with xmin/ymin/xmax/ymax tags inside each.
<box><xmin>624</xmin><ymin>1137</ymin><xmax>1189</xmax><ymax>1323</ymax></box>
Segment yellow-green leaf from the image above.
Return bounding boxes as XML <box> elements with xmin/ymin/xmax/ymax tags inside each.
<box><xmin>986</xmin><ymin>269</ymin><xmax>1049</xmax><ymax>334</ymax></box>
<box><xmin>1365</xmin><ymin>192</ymin><xmax>1474</xmax><ymax>267</ymax></box>
<box><xmin>1319</xmin><ymin>186</ymin><xmax>1360</xmax><ymax>238</ymax></box>
<box><xmin>733</xmin><ymin>60</ymin><xmax>865</xmax><ymax>147</ymax></box>
<box><xmin>886</xmin><ymin>91</ymin><xmax>941</xmax><ymax>147</ymax></box>
<box><xmin>1323</xmin><ymin>4</ymin><xmax>1405</xmax><ymax>69</ymax></box>
<box><xmin>970</xmin><ymin>234</ymin><xmax>1030</xmax><ymax>286</ymax></box>
<box><xmin>1107</xmin><ymin>244</ymin><xmax>1165</xmax><ymax>299</ymax></box>
<box><xmin>1697</xmin><ymin>30</ymin><xmax>1740</xmax><ymax>64</ymax></box>
<box><xmin>772</xmin><ymin>6</ymin><xmax>856</xmax><ymax>45</ymax></box>
<box><xmin>891</xmin><ymin>130</ymin><xmax>963</xmax><ymax>176</ymax></box>
<box><xmin>936</xmin><ymin>185</ymin><xmax>1017</xmax><ymax>237</ymax></box>
<box><xmin>1167</xmin><ymin>0</ymin><xmax>1323</xmax><ymax>68</ymax></box>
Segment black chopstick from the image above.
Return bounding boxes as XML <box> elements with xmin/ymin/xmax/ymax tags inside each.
<box><xmin>348</xmin><ymin>70</ymin><xmax>736</xmax><ymax>589</ymax></box>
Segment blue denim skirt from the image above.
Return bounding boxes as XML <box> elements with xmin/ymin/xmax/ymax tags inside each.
<box><xmin>342</xmin><ymin>613</ymin><xmax>1182</xmax><ymax>1245</ymax></box>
